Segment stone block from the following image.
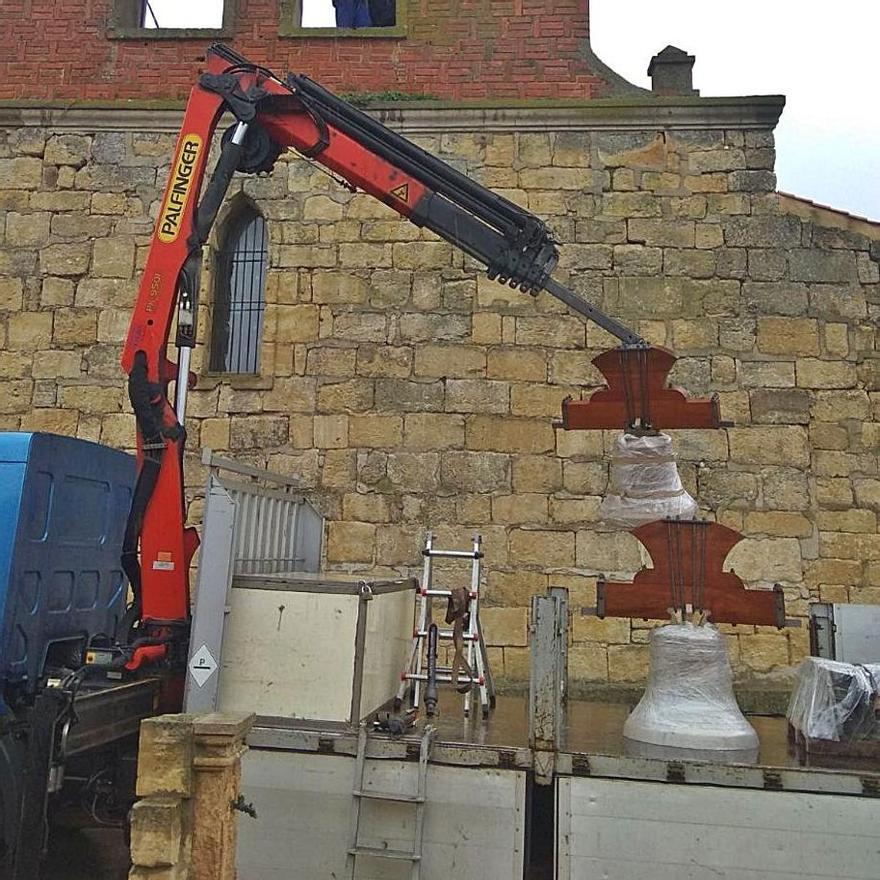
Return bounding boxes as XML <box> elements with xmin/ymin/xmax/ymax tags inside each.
<box><xmin>374</xmin><ymin>524</ymin><xmax>422</xmax><ymax>565</ymax></box>
<box><xmin>569</xmin><ymin>644</ymin><xmax>609</xmax><ymax>681</ymax></box>
<box><xmin>311</xmin><ymin>272</ymin><xmax>368</xmax><ymax>305</ymax></box>
<box><xmin>815</xmin><ymin>478</ymin><xmax>853</xmax><ymax>510</ymax></box>
<box><xmin>853</xmin><ymin>479</ymin><xmax>880</xmax><ymax>511</ymax></box>
<box><xmin>607</xmin><ymin>645</ymin><xmax>650</xmax><ymax>682</ymax></box>
<box><xmin>510</xmin><ymin>384</ymin><xmax>570</xmax><ymax>418</ymax></box>
<box><xmin>508</xmin><ymin>528</ymin><xmax>574</xmax><ymax>568</ymax></box>
<box><xmin>488</xmin><ymin>348</ymin><xmax>546</xmax><ymax>382</ymax></box>
<box><xmin>53</xmin><ymin>307</ymin><xmax>97</xmax><ymax>345</ymax></box>
<box><xmin>816</xmin><ymin>510</ymin><xmax>877</xmax><ymax>533</ymax></box>
<box><xmin>20</xmin><ymin>408</ymin><xmax>79</xmax><ymax>435</ymax></box>
<box><xmin>788</xmin><ymin>249</ymin><xmax>858</xmax><ymax>283</ymax></box>
<box><xmin>0</xmin><ymin>379</ymin><xmax>33</xmax><ymax>414</ymax></box>
<box><xmin>349</xmin><ymin>414</ymin><xmax>402</xmax><ymax>448</ymax></box>
<box><xmin>317</xmin><ymin>379</ymin><xmax>374</xmax><ymax>413</ymax></box>
<box><xmin>200</xmin><ymin>418</ymin><xmax>230</xmax><ymax>450</ymax></box>
<box><xmin>342</xmin><ymin>493</ymin><xmax>391</xmax><ymax>523</ymax></box>
<box><xmin>262</xmin><ymin>377</ymin><xmax>316</xmax><ymax>413</ymax></box>
<box><xmin>92</xmin><ymin>237</ymin><xmax>135</xmax><ymax>278</ymax></box>
<box><xmin>563</xmin><ymin>461</ymin><xmax>607</xmax><ymax>496</ymax></box>
<box><xmin>339</xmin><ymin>242</ymin><xmax>392</xmax><ymax>269</ymax></box>
<box><xmin>492</xmin><ymin>494</ymin><xmax>548</xmax><ymax>525</ymax></box>
<box><xmin>481</xmin><ymin>607</ymin><xmax>529</xmax><ymax>647</ymax></box>
<box><xmin>97</xmin><ymin>309</ymin><xmax>129</xmax><ymax>343</ymax></box>
<box><xmin>375</xmin><ymin>379</ymin><xmax>444</xmax><ymax>412</ymax></box>
<box><xmin>808</xmin><ymin>284</ymin><xmax>867</xmax><ymax>320</ymax></box>
<box><xmin>811</xmin><ymin>390</ymin><xmax>870</xmax><ymax>422</ymax></box>
<box><xmin>440</xmin><ymin>450</ymin><xmax>509</xmax><ymax>492</ymax></box>
<box><xmin>718</xmin><ymin>318</ymin><xmax>756</xmax><ymax>352</ymax></box>
<box><xmin>320</xmin><ymin>449</ymin><xmax>357</xmax><ymax>489</ymax></box>
<box><xmin>548</xmin><ymin>350</ymin><xmax>602</xmax><ymax>385</ymax></box>
<box><xmin>40</xmin><ymin>242</ymin><xmax>90</xmax><ymax>276</ymax></box>
<box><xmin>576</xmin><ymin>530</ymin><xmax>643</xmax><ymax>575</ymax></box>
<box><xmin>415</xmin><ymin>345</ymin><xmax>485</xmax><ymax>378</ymax></box>
<box><xmin>810</xmin><ymin>423</ymin><xmax>849</xmax><ymax>450</ymax></box>
<box><xmin>698</xmin><ymin>469</ymin><xmax>759</xmax><ymax>507</ymax></box>
<box><xmin>0</xmin><ymin>157</ymin><xmax>43</xmax><ymax>189</ymax></box>
<box><xmin>8</xmin><ymin>311</ymin><xmax>52</xmax><ymax>349</ymax></box>
<box><xmin>671</xmin><ymin>319</ymin><xmax>718</xmax><ymax>350</ymax></box>
<box><xmin>136</xmin><ymin>715</ymin><xmax>194</xmax><ymax>798</ymax></box>
<box><xmin>392</xmin><ymin>241</ymin><xmax>451</xmax><ymax>270</ymax></box>
<box><xmin>303</xmin><ymin>195</ymin><xmax>344</xmax><ymax>222</ymax></box>
<box><xmin>386</xmin><ymin>452</ymin><xmax>440</xmax><ymax>492</ymax></box>
<box><xmin>612</xmin><ymin>244</ymin><xmax>662</xmax><ymax>274</ymax></box>
<box><xmin>627</xmin><ymin>219</ymin><xmax>694</xmax><ymax>248</ymax></box>
<box><xmin>512</xmin><ymin>456</ymin><xmax>563</xmax><ymax>493</ymax></box>
<box><xmin>747</xmin><ymin>250</ymin><xmax>786</xmax><ymax>281</ymax></box>
<box><xmin>573</xmin><ymin>614</ymin><xmax>630</xmax><ymax>644</ymax></box>
<box><xmin>326</xmin><ymin>521</ymin><xmax>375</xmax><ymax>564</ymax></box>
<box><xmin>728</xmin><ymin>426</ymin><xmax>809</xmax><ymax>467</ymax></box>
<box><xmin>230</xmin><ymin>416</ymin><xmax>287</xmax><ymax>450</ymax></box>
<box><xmin>555</xmin><ymin>429</ymin><xmax>603</xmax><ymax>460</ymax></box>
<box><xmin>728</xmin><ymin>170</ymin><xmax>775</xmax><ymax>192</ymax></box>
<box><xmin>356</xmin><ymin>345</ymin><xmax>412</xmax><ymax>378</ymax></box>
<box><xmin>723</xmin><ymin>215</ymin><xmax>801</xmax><ymax>249</ymax></box>
<box><xmin>750</xmin><ymin>388</ymin><xmax>810</xmax><ymax>424</ymax></box>
<box><xmin>313</xmin><ymin>414</ymin><xmax>348</xmax><ymax>448</ymax></box>
<box><xmin>726</xmin><ymin>537</ymin><xmax>802</xmax><ymax>582</ymax></box>
<box><xmin>404</xmin><ymin>413</ymin><xmax>464</xmax><ymax>450</ymax></box>
<box><xmin>795</xmin><ymin>358</ymin><xmax>856</xmax><ymax>389</ymax></box>
<box><xmin>0</xmin><ymin>277</ymin><xmax>23</xmax><ymax>310</ymax></box>
<box><xmin>739</xmin><ymin>633</ymin><xmax>789</xmax><ymax>671</ymax></box>
<box><xmin>743</xmin><ymin>512</ymin><xmax>812</xmax><ymax>538</ymax></box>
<box><xmin>6</xmin><ymin>212</ymin><xmax>50</xmax><ymax>247</ymax></box>
<box><xmin>276</xmin><ymin>304</ymin><xmax>320</xmax><ymax>343</ymax></box>
<box><xmin>756</xmin><ymin>317</ymin><xmax>819</xmax><ymax>355</ymax></box>
<box><xmin>664</xmin><ymin>249</ymin><xmax>716</xmax><ymax>278</ymax></box>
<box><xmin>804</xmin><ymin>558</ymin><xmax>862</xmax><ymax>588</ymax></box>
<box><xmin>716</xmin><ymin>248</ymin><xmax>748</xmax><ymax>278</ymax></box>
<box><xmin>486</xmin><ymin>570</ymin><xmax>547</xmax><ymax>606</ymax></box>
<box><xmin>549</xmin><ymin>496</ymin><xmax>602</xmax><ymax>525</ymax></box>
<box><xmin>32</xmin><ymin>350</ymin><xmax>82</xmax><ymax>379</ymax></box>
<box><xmin>467</xmin><ymin>415</ymin><xmax>554</xmax><ymax>454</ymax></box>
<box><xmin>514</xmin><ymin>316</ymin><xmax>584</xmax><ymax>348</ymax></box>
<box><xmin>399</xmin><ymin>313</ymin><xmax>469</xmax><ymax>342</ymax></box>
<box><xmin>130</xmin><ymin>797</ymin><xmax>182</xmax><ymax>868</ymax></box>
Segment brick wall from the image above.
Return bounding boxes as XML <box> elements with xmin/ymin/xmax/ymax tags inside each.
<box><xmin>0</xmin><ymin>0</ymin><xmax>613</xmax><ymax>101</ymax></box>
<box><xmin>1</xmin><ymin>102</ymin><xmax>878</xmax><ymax>692</ymax></box>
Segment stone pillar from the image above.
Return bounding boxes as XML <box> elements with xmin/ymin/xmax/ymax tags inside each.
<box><xmin>128</xmin><ymin>712</ymin><xmax>254</xmax><ymax>880</ymax></box>
<box><xmin>647</xmin><ymin>45</ymin><xmax>698</xmax><ymax>96</ymax></box>
<box><xmin>129</xmin><ymin>714</ymin><xmax>195</xmax><ymax>880</ymax></box>
<box><xmin>191</xmin><ymin>712</ymin><xmax>255</xmax><ymax>880</ymax></box>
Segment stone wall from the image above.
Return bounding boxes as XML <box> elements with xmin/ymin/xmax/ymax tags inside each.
<box><xmin>0</xmin><ymin>98</ymin><xmax>877</xmax><ymax>692</ymax></box>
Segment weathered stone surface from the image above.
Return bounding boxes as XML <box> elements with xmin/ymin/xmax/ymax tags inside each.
<box><xmin>508</xmin><ymin>528</ymin><xmax>574</xmax><ymax>567</ymax></box>
<box><xmin>726</xmin><ymin>537</ymin><xmax>802</xmax><ymax>582</ymax></box>
<box><xmin>756</xmin><ymin>317</ymin><xmax>819</xmax><ymax>355</ymax></box>
<box><xmin>130</xmin><ymin>797</ymin><xmax>182</xmax><ymax>868</ymax></box>
<box><xmin>404</xmin><ymin>413</ymin><xmax>464</xmax><ymax>449</ymax></box>
<box><xmin>576</xmin><ymin>530</ymin><xmax>643</xmax><ymax>574</ymax></box>
<box><xmin>440</xmin><ymin>450</ymin><xmax>509</xmax><ymax>492</ymax></box>
<box><xmin>750</xmin><ymin>388</ymin><xmax>811</xmax><ymax>424</ymax></box>
<box><xmin>375</xmin><ymin>379</ymin><xmax>444</xmax><ymax>412</ymax></box>
<box><xmin>467</xmin><ymin>415</ymin><xmax>554</xmax><ymax>454</ymax></box>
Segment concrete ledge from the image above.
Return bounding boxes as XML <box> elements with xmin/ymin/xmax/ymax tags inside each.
<box><xmin>0</xmin><ymin>95</ymin><xmax>785</xmax><ymax>135</ymax></box>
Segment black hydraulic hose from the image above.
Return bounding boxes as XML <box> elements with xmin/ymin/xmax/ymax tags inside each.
<box><xmin>286</xmin><ymin>75</ymin><xmax>546</xmax><ymax>244</ymax></box>
<box><xmin>424</xmin><ymin>623</ymin><xmax>439</xmax><ymax>717</ymax></box>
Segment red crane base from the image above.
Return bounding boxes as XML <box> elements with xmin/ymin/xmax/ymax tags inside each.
<box><xmin>560</xmin><ymin>346</ymin><xmax>725</xmax><ymax>431</ymax></box>
<box><xmin>597</xmin><ymin>520</ymin><xmax>786</xmax><ymax>628</ymax></box>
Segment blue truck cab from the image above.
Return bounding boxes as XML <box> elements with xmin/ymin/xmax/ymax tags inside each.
<box><xmin>0</xmin><ymin>432</ymin><xmax>135</xmax><ymax>711</ymax></box>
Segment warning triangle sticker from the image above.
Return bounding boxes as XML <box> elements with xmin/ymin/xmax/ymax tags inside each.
<box><xmin>390</xmin><ymin>183</ymin><xmax>409</xmax><ymax>202</ymax></box>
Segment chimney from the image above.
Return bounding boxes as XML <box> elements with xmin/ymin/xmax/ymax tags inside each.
<box><xmin>648</xmin><ymin>46</ymin><xmax>699</xmax><ymax>96</ymax></box>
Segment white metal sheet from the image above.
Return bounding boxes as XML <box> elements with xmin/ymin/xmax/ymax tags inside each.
<box><xmin>360</xmin><ymin>589</ymin><xmax>414</xmax><ymax>718</ymax></box>
<box><xmin>218</xmin><ymin>588</ymin><xmax>359</xmax><ymax>721</ymax></box>
<box><xmin>237</xmin><ymin>750</ymin><xmax>526</xmax><ymax>880</ymax></box>
<box><xmin>558</xmin><ymin>776</ymin><xmax>880</xmax><ymax>880</ymax></box>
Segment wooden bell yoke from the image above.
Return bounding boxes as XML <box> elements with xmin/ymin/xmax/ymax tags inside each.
<box><xmin>597</xmin><ymin>520</ymin><xmax>787</xmax><ymax>628</ymax></box>
<box><xmin>561</xmin><ymin>346</ymin><xmax>727</xmax><ymax>432</ymax></box>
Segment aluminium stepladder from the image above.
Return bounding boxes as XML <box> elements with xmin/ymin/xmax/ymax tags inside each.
<box><xmin>395</xmin><ymin>532</ymin><xmax>495</xmax><ymax>718</ymax></box>
<box><xmin>347</xmin><ymin>723</ymin><xmax>436</xmax><ymax>879</ymax></box>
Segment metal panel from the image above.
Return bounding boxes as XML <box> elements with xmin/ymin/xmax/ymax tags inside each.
<box><xmin>833</xmin><ymin>603</ymin><xmax>880</xmax><ymax>664</ymax></box>
<box><xmin>238</xmin><ymin>750</ymin><xmax>525</xmax><ymax>880</ymax></box>
<box><xmin>184</xmin><ymin>451</ymin><xmax>324</xmax><ymax>714</ymax></box>
<box><xmin>557</xmin><ymin>776</ymin><xmax>880</xmax><ymax>880</ymax></box>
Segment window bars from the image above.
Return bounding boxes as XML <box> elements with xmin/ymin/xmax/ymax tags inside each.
<box><xmin>210</xmin><ymin>208</ymin><xmax>268</xmax><ymax>374</ymax></box>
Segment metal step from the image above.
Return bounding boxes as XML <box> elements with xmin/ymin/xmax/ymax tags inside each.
<box><xmin>414</xmin><ymin>628</ymin><xmax>476</xmax><ymax>640</ymax></box>
<box><xmin>348</xmin><ymin>845</ymin><xmax>420</xmax><ymax>861</ymax></box>
<box><xmin>405</xmin><ymin>671</ymin><xmax>483</xmax><ymax>684</ymax></box>
<box><xmin>422</xmin><ymin>548</ymin><xmax>483</xmax><ymax>559</ymax></box>
<box><xmin>420</xmin><ymin>588</ymin><xmax>477</xmax><ymax>598</ymax></box>
<box><xmin>353</xmin><ymin>789</ymin><xmax>424</xmax><ymax>803</ymax></box>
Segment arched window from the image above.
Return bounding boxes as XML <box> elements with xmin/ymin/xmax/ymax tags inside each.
<box><xmin>210</xmin><ymin>205</ymin><xmax>268</xmax><ymax>375</ymax></box>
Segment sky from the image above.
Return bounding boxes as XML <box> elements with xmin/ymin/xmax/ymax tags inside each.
<box><xmin>591</xmin><ymin>0</ymin><xmax>880</xmax><ymax>221</ymax></box>
<box><xmin>144</xmin><ymin>0</ymin><xmax>879</xmax><ymax>221</ymax></box>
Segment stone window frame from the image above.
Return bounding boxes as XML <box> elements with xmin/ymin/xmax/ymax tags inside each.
<box><xmin>203</xmin><ymin>195</ymin><xmax>273</xmax><ymax>389</ymax></box>
<box><xmin>107</xmin><ymin>0</ymin><xmax>236</xmax><ymax>40</ymax></box>
<box><xmin>279</xmin><ymin>0</ymin><xmax>408</xmax><ymax>39</ymax></box>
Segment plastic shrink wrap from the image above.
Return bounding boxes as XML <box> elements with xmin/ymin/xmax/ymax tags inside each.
<box><xmin>787</xmin><ymin>657</ymin><xmax>880</xmax><ymax>742</ymax></box>
<box><xmin>599</xmin><ymin>432</ymin><xmax>698</xmax><ymax>529</ymax></box>
<box><xmin>623</xmin><ymin>623</ymin><xmax>759</xmax><ymax>752</ymax></box>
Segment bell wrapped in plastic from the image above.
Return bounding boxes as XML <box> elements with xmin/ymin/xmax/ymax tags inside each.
<box><xmin>599</xmin><ymin>432</ymin><xmax>697</xmax><ymax>529</ymax></box>
<box><xmin>623</xmin><ymin>623</ymin><xmax>759</xmax><ymax>760</ymax></box>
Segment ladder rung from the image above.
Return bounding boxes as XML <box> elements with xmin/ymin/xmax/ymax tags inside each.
<box><xmin>349</xmin><ymin>846</ymin><xmax>420</xmax><ymax>861</ymax></box>
<box><xmin>423</xmin><ymin>549</ymin><xmax>483</xmax><ymax>559</ymax></box>
<box><xmin>415</xmin><ymin>628</ymin><xmax>476</xmax><ymax>640</ymax></box>
<box><xmin>421</xmin><ymin>588</ymin><xmax>477</xmax><ymax>598</ymax></box>
<box><xmin>405</xmin><ymin>671</ymin><xmax>483</xmax><ymax>684</ymax></box>
<box><xmin>354</xmin><ymin>789</ymin><xmax>424</xmax><ymax>803</ymax></box>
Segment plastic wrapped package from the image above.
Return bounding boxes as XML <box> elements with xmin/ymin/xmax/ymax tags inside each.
<box><xmin>599</xmin><ymin>432</ymin><xmax>698</xmax><ymax>529</ymax></box>
<box><xmin>786</xmin><ymin>657</ymin><xmax>880</xmax><ymax>743</ymax></box>
<box><xmin>623</xmin><ymin>623</ymin><xmax>759</xmax><ymax>753</ymax></box>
